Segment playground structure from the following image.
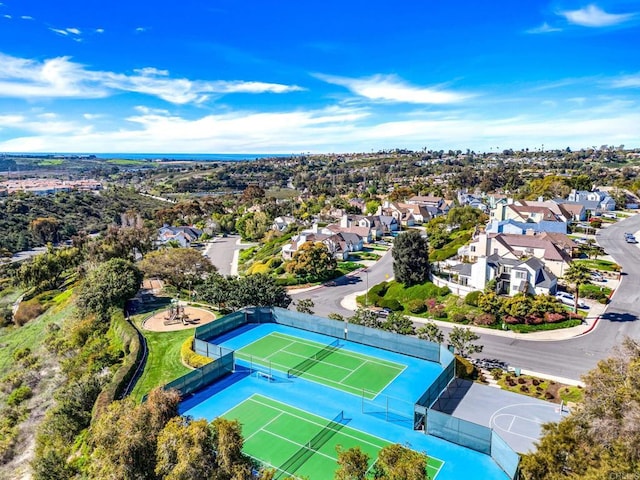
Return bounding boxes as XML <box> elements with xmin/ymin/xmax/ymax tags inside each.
<box><xmin>164</xmin><ymin>302</ymin><xmax>195</xmax><ymax>326</ymax></box>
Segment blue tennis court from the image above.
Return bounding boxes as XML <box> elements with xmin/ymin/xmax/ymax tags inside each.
<box><xmin>180</xmin><ymin>323</ymin><xmax>510</xmax><ymax>480</ymax></box>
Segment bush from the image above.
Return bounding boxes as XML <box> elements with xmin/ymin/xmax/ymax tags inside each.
<box><xmin>369</xmin><ymin>282</ymin><xmax>389</xmax><ymax>298</ymax></box>
<box><xmin>439</xmin><ymin>286</ymin><xmax>451</xmax><ymax>296</ymax></box>
<box><xmin>267</xmin><ymin>257</ymin><xmax>283</xmax><ymax>269</ymax></box>
<box><xmin>379</xmin><ymin>298</ymin><xmax>402</xmax><ymax>311</ymax></box>
<box><xmin>7</xmin><ymin>385</ymin><xmax>32</xmax><ymax>406</ymax></box>
<box><xmin>13</xmin><ymin>299</ymin><xmax>46</xmax><ymax>326</ymax></box>
<box><xmin>0</xmin><ymin>307</ymin><xmax>12</xmax><ymax>328</ymax></box>
<box><xmin>407</xmin><ymin>299</ymin><xmax>427</xmax><ymax>314</ymax></box>
<box><xmin>544</xmin><ymin>312</ymin><xmax>566</xmax><ymax>323</ymax></box>
<box><xmin>450</xmin><ymin>312</ymin><xmax>467</xmax><ymax>323</ymax></box>
<box><xmin>428</xmin><ymin>303</ymin><xmax>447</xmax><ymax>319</ymax></box>
<box><xmin>465</xmin><ymin>291</ymin><xmax>482</xmax><ymax>306</ymax></box>
<box><xmin>473</xmin><ymin>313</ymin><xmax>496</xmax><ymax>326</ymax></box>
<box><xmin>12</xmin><ymin>347</ymin><xmax>31</xmax><ymax>362</ymax></box>
<box><xmin>455</xmin><ymin>355</ymin><xmax>476</xmax><ymax>379</ymax></box>
<box><xmin>181</xmin><ymin>337</ymin><xmax>213</xmax><ymax>368</ymax></box>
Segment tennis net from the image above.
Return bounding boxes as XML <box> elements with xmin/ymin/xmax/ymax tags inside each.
<box><xmin>287</xmin><ymin>338</ymin><xmax>341</xmax><ymax>378</ymax></box>
<box><xmin>275</xmin><ymin>410</ymin><xmax>345</xmax><ymax>479</ymax></box>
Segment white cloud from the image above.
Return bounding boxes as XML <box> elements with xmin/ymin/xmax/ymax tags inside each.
<box><xmin>560</xmin><ymin>4</ymin><xmax>636</xmax><ymax>27</ymax></box>
<box><xmin>316</xmin><ymin>73</ymin><xmax>471</xmax><ymax>104</ymax></box>
<box><xmin>610</xmin><ymin>73</ymin><xmax>640</xmax><ymax>88</ymax></box>
<box><xmin>135</xmin><ymin>27</ymin><xmax>147</xmax><ymax>33</ymax></box>
<box><xmin>2</xmin><ymin>101</ymin><xmax>638</xmax><ymax>154</ymax></box>
<box><xmin>0</xmin><ymin>52</ymin><xmax>304</xmax><ymax>103</ymax></box>
<box><xmin>95</xmin><ymin>28</ymin><xmax>104</xmax><ymax>34</ymax></box>
<box><xmin>4</xmin><ymin>14</ymin><xmax>11</xmax><ymax>19</ymax></box>
<box><xmin>49</xmin><ymin>28</ymin><xmax>69</xmax><ymax>36</ymax></box>
<box><xmin>526</xmin><ymin>22</ymin><xmax>562</xmax><ymax>34</ymax></box>
<box><xmin>21</xmin><ymin>15</ymin><xmax>33</xmax><ymax>20</ymax></box>
<box><xmin>66</xmin><ymin>27</ymin><xmax>81</xmax><ymax>35</ymax></box>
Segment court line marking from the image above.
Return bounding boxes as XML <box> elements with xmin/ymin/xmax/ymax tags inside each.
<box><xmin>270</xmin><ymin>332</ymin><xmax>405</xmax><ymax>369</ymax></box>
<box><xmin>492</xmin><ymin>414</ymin><xmax>541</xmax><ymax>441</ymax></box>
<box><xmin>224</xmin><ymin>394</ymin><xmax>445</xmax><ymax>477</ymax></box>
<box><xmin>244</xmin><ymin>412</ymin><xmax>284</xmax><ymax>443</ymax></box>
<box><xmin>489</xmin><ymin>402</ymin><xmax>560</xmax><ymax>442</ymax></box>
<box><xmin>234</xmin><ymin>353</ymin><xmax>390</xmax><ymax>398</ymax></box>
<box><xmin>246</xmin><ymin>395</ymin><xmax>390</xmax><ymax>449</ymax></box>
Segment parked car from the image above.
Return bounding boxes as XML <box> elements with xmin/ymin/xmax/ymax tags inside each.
<box><xmin>590</xmin><ymin>272</ymin><xmax>605</xmax><ymax>283</ymax></box>
<box><xmin>555</xmin><ymin>292</ymin><xmax>588</xmax><ymax>309</ymax></box>
<box><xmin>626</xmin><ymin>235</ymin><xmax>638</xmax><ymax>244</ymax></box>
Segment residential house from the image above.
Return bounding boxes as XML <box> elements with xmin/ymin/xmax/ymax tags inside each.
<box><xmin>464</xmin><ymin>232</ymin><xmax>574</xmax><ymax>277</ymax></box>
<box><xmin>457</xmin><ymin>191</ymin><xmax>489</xmax><ymax>213</ymax></box>
<box><xmin>271</xmin><ymin>216</ymin><xmax>297</xmax><ymax>232</ymax></box>
<box><xmin>281</xmin><ymin>229</ymin><xmax>364</xmax><ymax>261</ymax></box>
<box><xmin>157</xmin><ymin>225</ymin><xmax>202</xmax><ymax>247</ymax></box>
<box><xmin>451</xmin><ymin>255</ymin><xmax>557</xmax><ymax>296</ymax></box>
<box><xmin>566</xmin><ymin>189</ymin><xmax>616</xmax><ymax>213</ymax></box>
<box><xmin>406</xmin><ymin>195</ymin><xmax>450</xmax><ymax>216</ymax></box>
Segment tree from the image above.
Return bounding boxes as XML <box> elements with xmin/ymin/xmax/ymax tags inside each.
<box><xmin>349</xmin><ymin>308</ymin><xmax>383</xmax><ymax>329</ymax></box>
<box><xmin>382</xmin><ymin>312</ymin><xmax>416</xmax><ymax>335</ymax></box>
<box><xmin>286</xmin><ymin>242</ymin><xmax>337</xmax><ymax>282</ymax></box>
<box><xmin>89</xmin><ymin>388</ymin><xmax>180</xmax><ymax>480</ymax></box>
<box><xmin>392</xmin><ymin>230</ymin><xmax>430</xmax><ymax>287</ymax></box>
<box><xmin>77</xmin><ymin>258</ymin><xmax>143</xmax><ymax>319</ymax></box>
<box><xmin>198</xmin><ymin>273</ymin><xmax>237</xmax><ymax>310</ymax></box>
<box><xmin>417</xmin><ymin>322</ymin><xmax>444</xmax><ymax>344</ymax></box>
<box><xmin>155</xmin><ymin>417</ymin><xmax>216</xmax><ymax>480</ymax></box>
<box><xmin>335</xmin><ymin>446</ymin><xmax>370</xmax><ymax>480</ymax></box>
<box><xmin>295</xmin><ymin>298</ymin><xmax>315</xmax><ymax>315</ymax></box>
<box><xmin>478</xmin><ymin>291</ymin><xmax>502</xmax><ymax>315</ymax></box>
<box><xmin>520</xmin><ymin>338</ymin><xmax>640</xmax><ymax>479</ymax></box>
<box><xmin>448</xmin><ymin>326</ymin><xmax>483</xmax><ymax>358</ymax></box>
<box><xmin>139</xmin><ymin>248</ymin><xmax>216</xmax><ymax>291</ymax></box>
<box><xmin>29</xmin><ymin>217</ymin><xmax>60</xmax><ymax>244</ymax></box>
<box><xmin>373</xmin><ymin>443</ymin><xmax>428</xmax><ymax>480</ymax></box>
<box><xmin>564</xmin><ymin>262</ymin><xmax>591</xmax><ymax>313</ymax></box>
<box><xmin>210</xmin><ymin>417</ymin><xmax>253</xmax><ymax>479</ymax></box>
<box><xmin>235</xmin><ymin>212</ymin><xmax>270</xmax><ymax>241</ymax></box>
<box><xmin>234</xmin><ymin>274</ymin><xmax>292</xmax><ymax>309</ymax></box>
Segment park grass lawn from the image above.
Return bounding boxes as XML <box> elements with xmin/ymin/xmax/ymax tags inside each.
<box><xmin>265</xmin><ymin>187</ymin><xmax>300</xmax><ymax>199</ymax></box>
<box><xmin>574</xmin><ymin>259</ymin><xmax>620</xmax><ymax>272</ymax></box>
<box><xmin>559</xmin><ymin>385</ymin><xmax>585</xmax><ymax>403</ymax></box>
<box><xmin>0</xmin><ymin>296</ymin><xmax>74</xmax><ymax>376</ymax></box>
<box><xmin>129</xmin><ymin>312</ymin><xmax>194</xmax><ymax>401</ymax></box>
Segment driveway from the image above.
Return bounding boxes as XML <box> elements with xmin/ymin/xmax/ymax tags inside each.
<box><xmin>203</xmin><ymin>235</ymin><xmax>255</xmax><ymax>276</ymax></box>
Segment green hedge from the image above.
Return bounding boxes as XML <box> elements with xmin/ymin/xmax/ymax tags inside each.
<box><xmin>181</xmin><ymin>337</ymin><xmax>213</xmax><ymax>368</ymax></box>
<box><xmin>92</xmin><ymin>308</ymin><xmax>142</xmax><ymax>419</ymax></box>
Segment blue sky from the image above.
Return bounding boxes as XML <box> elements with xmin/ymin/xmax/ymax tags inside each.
<box><xmin>0</xmin><ymin>1</ymin><xmax>639</xmax><ymax>153</ymax></box>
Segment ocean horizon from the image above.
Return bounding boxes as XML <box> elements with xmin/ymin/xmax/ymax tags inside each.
<box><xmin>2</xmin><ymin>152</ymin><xmax>297</xmax><ymax>162</ymax></box>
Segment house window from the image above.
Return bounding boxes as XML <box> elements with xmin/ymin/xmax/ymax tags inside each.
<box><xmin>470</xmin><ymin>245</ymin><xmax>476</xmax><ymax>252</ymax></box>
<box><xmin>514</xmin><ymin>271</ymin><xmax>527</xmax><ymax>280</ymax></box>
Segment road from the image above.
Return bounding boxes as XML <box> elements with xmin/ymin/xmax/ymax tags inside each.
<box><xmin>292</xmin><ymin>215</ymin><xmax>640</xmax><ymax>380</ymax></box>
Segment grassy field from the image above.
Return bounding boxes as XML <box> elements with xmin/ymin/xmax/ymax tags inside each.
<box><xmin>574</xmin><ymin>259</ymin><xmax>620</xmax><ymax>272</ymax></box>
<box><xmin>0</xmin><ymin>297</ymin><xmax>74</xmax><ymax>376</ymax></box>
<box><xmin>129</xmin><ymin>310</ymin><xmax>196</xmax><ymax>401</ymax></box>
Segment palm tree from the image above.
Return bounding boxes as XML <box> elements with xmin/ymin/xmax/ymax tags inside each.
<box><xmin>564</xmin><ymin>263</ymin><xmax>592</xmax><ymax>313</ymax></box>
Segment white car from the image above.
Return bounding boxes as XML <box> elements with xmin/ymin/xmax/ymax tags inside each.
<box><xmin>555</xmin><ymin>292</ymin><xmax>587</xmax><ymax>309</ymax></box>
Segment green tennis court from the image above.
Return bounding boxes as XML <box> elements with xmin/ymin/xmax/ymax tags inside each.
<box><xmin>234</xmin><ymin>332</ymin><xmax>405</xmax><ymax>399</ymax></box>
<box><xmin>223</xmin><ymin>394</ymin><xmax>444</xmax><ymax>480</ymax></box>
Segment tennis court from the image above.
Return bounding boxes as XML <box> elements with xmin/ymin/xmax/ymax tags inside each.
<box><xmin>223</xmin><ymin>394</ymin><xmax>444</xmax><ymax>480</ymax></box>
<box><xmin>234</xmin><ymin>332</ymin><xmax>405</xmax><ymax>399</ymax></box>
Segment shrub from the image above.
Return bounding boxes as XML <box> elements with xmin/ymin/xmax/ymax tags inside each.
<box><xmin>524</xmin><ymin>315</ymin><xmax>544</xmax><ymax>325</ymax></box>
<box><xmin>13</xmin><ymin>299</ymin><xmax>46</xmax><ymax>326</ymax></box>
<box><xmin>544</xmin><ymin>312</ymin><xmax>566</xmax><ymax>323</ymax></box>
<box><xmin>407</xmin><ymin>299</ymin><xmax>427</xmax><ymax>314</ymax></box>
<box><xmin>12</xmin><ymin>347</ymin><xmax>31</xmax><ymax>362</ymax></box>
<box><xmin>545</xmin><ymin>391</ymin><xmax>555</xmax><ymax>400</ymax></box>
<box><xmin>518</xmin><ymin>377</ymin><xmax>526</xmax><ymax>384</ymax></box>
<box><xmin>267</xmin><ymin>257</ymin><xmax>283</xmax><ymax>269</ymax></box>
<box><xmin>438</xmin><ymin>286</ymin><xmax>451</xmax><ymax>296</ymax></box>
<box><xmin>379</xmin><ymin>298</ymin><xmax>402</xmax><ymax>311</ymax></box>
<box><xmin>181</xmin><ymin>337</ymin><xmax>212</xmax><ymax>368</ymax></box>
<box><xmin>465</xmin><ymin>291</ymin><xmax>482</xmax><ymax>307</ymax></box>
<box><xmin>520</xmin><ymin>385</ymin><xmax>529</xmax><ymax>393</ymax></box>
<box><xmin>450</xmin><ymin>312</ymin><xmax>467</xmax><ymax>324</ymax></box>
<box><xmin>7</xmin><ymin>386</ymin><xmax>32</xmax><ymax>406</ymax></box>
<box><xmin>0</xmin><ymin>307</ymin><xmax>12</xmax><ymax>328</ymax></box>
<box><xmin>504</xmin><ymin>315</ymin><xmax>521</xmax><ymax>325</ymax></box>
<box><xmin>455</xmin><ymin>355</ymin><xmax>475</xmax><ymax>379</ymax></box>
<box><xmin>369</xmin><ymin>282</ymin><xmax>389</xmax><ymax>298</ymax></box>
<box><xmin>429</xmin><ymin>304</ymin><xmax>447</xmax><ymax>319</ymax></box>
<box><xmin>532</xmin><ymin>378</ymin><xmax>540</xmax><ymax>386</ymax></box>
<box><xmin>491</xmin><ymin>369</ymin><xmax>503</xmax><ymax>380</ymax></box>
<box><xmin>473</xmin><ymin>313</ymin><xmax>496</xmax><ymax>326</ymax></box>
